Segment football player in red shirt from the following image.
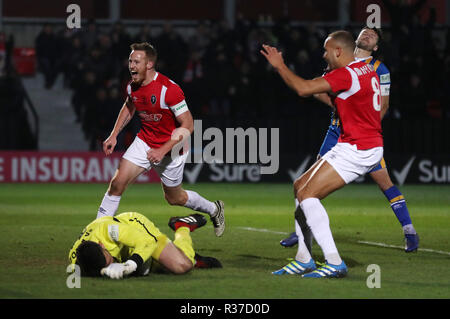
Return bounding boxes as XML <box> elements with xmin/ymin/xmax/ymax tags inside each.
<box><xmin>97</xmin><ymin>42</ymin><xmax>225</xmax><ymax>237</ymax></box>
<box><xmin>261</xmin><ymin>31</ymin><xmax>383</xmax><ymax>278</ymax></box>
<box><xmin>281</xmin><ymin>27</ymin><xmax>418</xmax><ymax>253</ymax></box>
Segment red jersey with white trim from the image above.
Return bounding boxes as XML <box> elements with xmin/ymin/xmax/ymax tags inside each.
<box><xmin>126</xmin><ymin>72</ymin><xmax>188</xmax><ymax>149</ymax></box>
<box><xmin>323</xmin><ymin>61</ymin><xmax>383</xmax><ymax>150</ymax></box>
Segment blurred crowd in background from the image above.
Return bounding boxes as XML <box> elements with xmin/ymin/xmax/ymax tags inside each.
<box><xmin>6</xmin><ymin>3</ymin><xmax>449</xmax><ymax>150</ymax></box>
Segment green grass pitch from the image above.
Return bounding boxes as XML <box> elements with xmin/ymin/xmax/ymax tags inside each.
<box><xmin>0</xmin><ymin>183</ymin><xmax>449</xmax><ymax>299</ymax></box>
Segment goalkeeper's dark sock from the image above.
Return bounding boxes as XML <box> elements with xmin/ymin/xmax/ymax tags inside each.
<box><xmin>383</xmin><ymin>186</ymin><xmax>416</xmax><ymax>235</ymax></box>
<box><xmin>295</xmin><ymin>199</ymin><xmax>313</xmax><ymax>253</ymax></box>
<box><xmin>294</xmin><ymin>220</ymin><xmax>313</xmax><ymax>263</ymax></box>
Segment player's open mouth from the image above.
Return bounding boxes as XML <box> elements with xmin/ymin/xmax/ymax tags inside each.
<box><xmin>130</xmin><ymin>71</ymin><xmax>139</xmax><ymax>80</ymax></box>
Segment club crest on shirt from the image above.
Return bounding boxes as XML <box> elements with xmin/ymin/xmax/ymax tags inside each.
<box><xmin>151</xmin><ymin>95</ymin><xmax>157</xmax><ymax>105</ymax></box>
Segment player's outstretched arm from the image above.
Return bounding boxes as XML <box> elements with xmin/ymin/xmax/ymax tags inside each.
<box><xmin>103</xmin><ymin>97</ymin><xmax>136</xmax><ymax>156</ymax></box>
<box><xmin>260</xmin><ymin>44</ymin><xmax>331</xmax><ymax>97</ymax></box>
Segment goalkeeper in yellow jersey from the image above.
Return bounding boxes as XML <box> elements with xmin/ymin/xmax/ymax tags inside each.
<box><xmin>68</xmin><ymin>212</ymin><xmax>221</xmax><ymax>279</ymax></box>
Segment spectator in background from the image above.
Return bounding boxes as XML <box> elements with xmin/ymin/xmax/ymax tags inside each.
<box><xmin>306</xmin><ymin>35</ymin><xmax>326</xmax><ymax>71</ymax></box>
<box><xmin>133</xmin><ymin>24</ymin><xmax>154</xmax><ymax>44</ymax></box>
<box><xmin>111</xmin><ymin>21</ymin><xmax>132</xmax><ymax>64</ymax></box>
<box><xmin>81</xmin><ymin>19</ymin><xmax>99</xmax><ymax>51</ymax></box>
<box><xmin>377</xmin><ymin>30</ymin><xmax>399</xmax><ymax>69</ymax></box>
<box><xmin>156</xmin><ymin>22</ymin><xmax>188</xmax><ymax>82</ymax></box>
<box><xmin>63</xmin><ymin>36</ymin><xmax>85</xmax><ymax>90</ymax></box>
<box><xmin>186</xmin><ymin>22</ymin><xmax>212</xmax><ymax>56</ymax></box>
<box><xmin>182</xmin><ymin>50</ymin><xmax>205</xmax><ymax>116</ymax></box>
<box><xmin>283</xmin><ymin>29</ymin><xmax>304</xmax><ymax>63</ymax></box>
<box><xmin>0</xmin><ymin>32</ymin><xmax>36</xmax><ymax>150</ymax></box>
<box><xmin>83</xmin><ymin>45</ymin><xmax>113</xmax><ymax>86</ymax></box>
<box><xmin>229</xmin><ymin>59</ymin><xmax>258</xmax><ymax>118</ymax></box>
<box><xmin>85</xmin><ymin>87</ymin><xmax>109</xmax><ymax>151</ymax></box>
<box><xmin>35</xmin><ymin>24</ymin><xmax>59</xmax><ymax>89</ymax></box>
<box><xmin>292</xmin><ymin>50</ymin><xmax>315</xmax><ymax>79</ymax></box>
<box><xmin>72</xmin><ymin>70</ymin><xmax>98</xmax><ymax>127</ymax></box>
<box><xmin>382</xmin><ymin>0</ymin><xmax>427</xmax><ymax>32</ymax></box>
<box><xmin>204</xmin><ymin>44</ymin><xmax>233</xmax><ymax>117</ymax></box>
<box><xmin>403</xmin><ymin>73</ymin><xmax>426</xmax><ymax>118</ymax></box>
<box><xmin>42</xmin><ymin>9</ymin><xmax>449</xmax><ymax>151</ymax></box>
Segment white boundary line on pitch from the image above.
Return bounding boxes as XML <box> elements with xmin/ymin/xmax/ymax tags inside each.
<box><xmin>236</xmin><ymin>226</ymin><xmax>289</xmax><ymax>236</ymax></box>
<box><xmin>236</xmin><ymin>226</ymin><xmax>450</xmax><ymax>256</ymax></box>
<box><xmin>357</xmin><ymin>241</ymin><xmax>450</xmax><ymax>256</ymax></box>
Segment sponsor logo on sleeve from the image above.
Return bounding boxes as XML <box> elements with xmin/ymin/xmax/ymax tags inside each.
<box><xmin>380</xmin><ymin>73</ymin><xmax>390</xmax><ymax>84</ymax></box>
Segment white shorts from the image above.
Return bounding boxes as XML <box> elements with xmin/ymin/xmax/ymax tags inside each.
<box><xmin>123</xmin><ymin>136</ymin><xmax>188</xmax><ymax>187</ymax></box>
<box><xmin>322</xmin><ymin>142</ymin><xmax>383</xmax><ymax>184</ymax></box>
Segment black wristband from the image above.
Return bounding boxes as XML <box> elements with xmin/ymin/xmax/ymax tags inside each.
<box><xmin>128</xmin><ymin>254</ymin><xmax>144</xmax><ymax>269</ymax></box>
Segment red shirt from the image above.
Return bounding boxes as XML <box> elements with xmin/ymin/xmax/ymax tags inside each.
<box><xmin>127</xmin><ymin>72</ymin><xmax>187</xmax><ymax>148</ymax></box>
<box><xmin>323</xmin><ymin>61</ymin><xmax>383</xmax><ymax>150</ymax></box>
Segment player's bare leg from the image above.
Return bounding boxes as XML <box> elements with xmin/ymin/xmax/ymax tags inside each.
<box><xmin>158</xmin><ymin>241</ymin><xmax>194</xmax><ymax>274</ymax></box>
<box><xmin>109</xmin><ymin>158</ymin><xmax>146</xmax><ymax>195</ymax></box>
<box><xmin>297</xmin><ymin>159</ymin><xmax>346</xmax><ymax>201</ymax></box>
<box><xmin>165</xmin><ymin>214</ymin><xmax>222</xmax><ymax>271</ymax></box>
<box><xmin>162</xmin><ymin>183</ymin><xmax>225</xmax><ymax>237</ymax></box>
<box><xmin>369</xmin><ymin>167</ymin><xmax>418</xmax><ymax>252</ymax></box>
<box><xmin>162</xmin><ymin>184</ymin><xmax>189</xmax><ymax>206</ymax></box>
<box><xmin>369</xmin><ymin>167</ymin><xmax>393</xmax><ymax>191</ymax></box>
<box><xmin>97</xmin><ymin>159</ymin><xmax>146</xmax><ymax>218</ymax></box>
<box><xmin>293</xmin><ymin>159</ymin><xmax>322</xmax><ymax>196</ymax></box>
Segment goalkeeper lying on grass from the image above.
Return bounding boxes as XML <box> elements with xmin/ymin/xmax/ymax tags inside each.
<box><xmin>68</xmin><ymin>212</ymin><xmax>221</xmax><ymax>279</ymax></box>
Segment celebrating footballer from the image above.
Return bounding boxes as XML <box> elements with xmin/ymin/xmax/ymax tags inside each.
<box><xmin>97</xmin><ymin>42</ymin><xmax>225</xmax><ymax>237</ymax></box>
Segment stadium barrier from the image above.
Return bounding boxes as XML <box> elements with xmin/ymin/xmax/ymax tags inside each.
<box><xmin>0</xmin><ymin>151</ymin><xmax>160</xmax><ymax>183</ymax></box>
<box><xmin>0</xmin><ymin>151</ymin><xmax>448</xmax><ymax>184</ymax></box>
<box><xmin>183</xmin><ymin>153</ymin><xmax>450</xmax><ymax>185</ymax></box>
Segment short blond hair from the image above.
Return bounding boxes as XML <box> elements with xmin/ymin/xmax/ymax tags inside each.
<box><xmin>130</xmin><ymin>42</ymin><xmax>157</xmax><ymax>62</ymax></box>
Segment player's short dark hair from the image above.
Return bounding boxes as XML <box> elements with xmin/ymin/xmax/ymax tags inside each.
<box><xmin>130</xmin><ymin>42</ymin><xmax>157</xmax><ymax>62</ymax></box>
<box><xmin>362</xmin><ymin>26</ymin><xmax>383</xmax><ymax>44</ymax></box>
<box><xmin>76</xmin><ymin>241</ymin><xmax>106</xmax><ymax>277</ymax></box>
<box><xmin>329</xmin><ymin>30</ymin><xmax>356</xmax><ymax>52</ymax></box>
